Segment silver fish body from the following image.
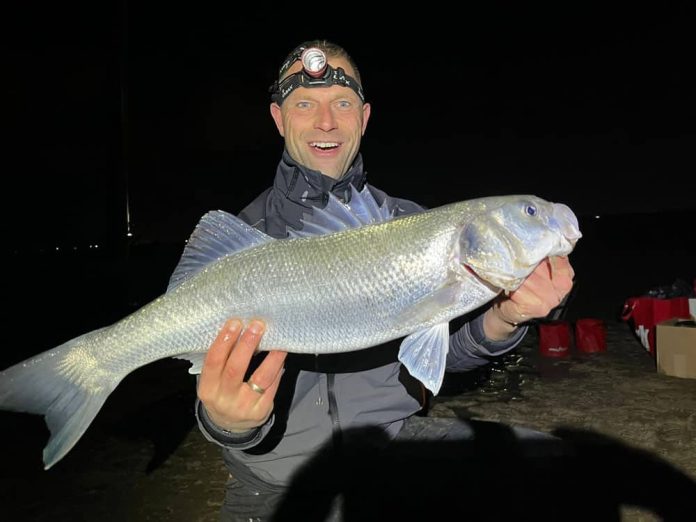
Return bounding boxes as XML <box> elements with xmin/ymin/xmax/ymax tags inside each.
<box><xmin>0</xmin><ymin>188</ymin><xmax>581</xmax><ymax>469</ymax></box>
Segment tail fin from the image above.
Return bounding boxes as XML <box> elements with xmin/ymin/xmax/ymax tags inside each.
<box><xmin>0</xmin><ymin>330</ymin><xmax>118</xmax><ymax>469</ymax></box>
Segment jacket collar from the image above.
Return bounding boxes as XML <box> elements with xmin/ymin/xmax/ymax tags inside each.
<box><xmin>273</xmin><ymin>149</ymin><xmax>367</xmax><ymax>209</ymax></box>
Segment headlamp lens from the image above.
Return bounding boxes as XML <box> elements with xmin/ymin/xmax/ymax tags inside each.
<box><xmin>301</xmin><ymin>48</ymin><xmax>328</xmax><ymax>78</ymax></box>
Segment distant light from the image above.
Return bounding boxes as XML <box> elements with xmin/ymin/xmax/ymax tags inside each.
<box><xmin>127</xmin><ymin>232</ymin><xmax>133</xmax><ymax>237</ymax></box>
<box><xmin>55</xmin><ymin>246</ymin><xmax>60</xmax><ymax>251</ymax></box>
<box><xmin>73</xmin><ymin>246</ymin><xmax>78</xmax><ymax>250</ymax></box>
<box><xmin>94</xmin><ymin>244</ymin><xmax>99</xmax><ymax>249</ymax></box>
<box><xmin>594</xmin><ymin>215</ymin><xmax>601</xmax><ymax>219</ymax></box>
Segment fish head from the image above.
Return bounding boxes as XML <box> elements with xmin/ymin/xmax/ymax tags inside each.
<box><xmin>457</xmin><ymin>195</ymin><xmax>581</xmax><ymax>291</ymax></box>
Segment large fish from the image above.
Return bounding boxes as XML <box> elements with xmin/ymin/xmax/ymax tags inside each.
<box><xmin>0</xmin><ymin>186</ymin><xmax>580</xmax><ymax>469</ymax></box>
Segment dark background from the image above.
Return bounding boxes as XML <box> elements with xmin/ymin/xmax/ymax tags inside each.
<box><xmin>0</xmin><ymin>5</ymin><xmax>694</xmax><ymax>518</ymax></box>
<box><xmin>4</xmin><ymin>2</ymin><xmax>694</xmax><ymax>245</ymax></box>
<box><xmin>2</xmin><ymin>2</ymin><xmax>694</xmax><ymax>361</ymax></box>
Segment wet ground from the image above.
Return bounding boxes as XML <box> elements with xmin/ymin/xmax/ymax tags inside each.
<box><xmin>433</xmin><ymin>322</ymin><xmax>696</xmax><ymax>521</ymax></box>
<box><xmin>1</xmin><ymin>320</ymin><xmax>694</xmax><ymax>521</ymax></box>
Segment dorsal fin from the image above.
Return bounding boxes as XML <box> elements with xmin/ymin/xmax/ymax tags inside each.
<box><xmin>288</xmin><ymin>185</ymin><xmax>394</xmax><ymax>239</ymax></box>
<box><xmin>167</xmin><ymin>210</ymin><xmax>272</xmax><ymax>292</ymax></box>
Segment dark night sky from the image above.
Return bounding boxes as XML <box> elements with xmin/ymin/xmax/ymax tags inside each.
<box><xmin>3</xmin><ymin>2</ymin><xmax>694</xmax><ymax>249</ymax></box>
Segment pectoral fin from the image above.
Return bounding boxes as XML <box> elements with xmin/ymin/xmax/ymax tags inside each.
<box><xmin>395</xmin><ymin>282</ymin><xmax>463</xmax><ymax>326</ymax></box>
<box><xmin>398</xmin><ymin>323</ymin><xmax>450</xmax><ymax>396</ymax></box>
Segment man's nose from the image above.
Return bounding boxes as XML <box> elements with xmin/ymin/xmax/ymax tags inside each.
<box><xmin>313</xmin><ymin>104</ymin><xmax>337</xmax><ymax>132</ymax></box>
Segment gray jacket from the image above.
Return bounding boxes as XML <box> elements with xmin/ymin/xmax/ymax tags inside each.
<box><xmin>193</xmin><ymin>151</ymin><xmax>526</xmax><ymax>487</ymax></box>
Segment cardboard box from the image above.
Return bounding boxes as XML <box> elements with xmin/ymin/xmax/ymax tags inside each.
<box><xmin>656</xmin><ymin>319</ymin><xmax>696</xmax><ymax>379</ymax></box>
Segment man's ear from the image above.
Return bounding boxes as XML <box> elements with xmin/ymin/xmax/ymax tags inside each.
<box><xmin>270</xmin><ymin>103</ymin><xmax>284</xmax><ymax>136</ymax></box>
<box><xmin>361</xmin><ymin>102</ymin><xmax>371</xmax><ymax>135</ymax></box>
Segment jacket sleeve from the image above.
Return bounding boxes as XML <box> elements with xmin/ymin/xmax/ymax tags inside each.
<box><xmin>446</xmin><ymin>311</ymin><xmax>528</xmax><ymax>371</ymax></box>
<box><xmin>195</xmin><ymin>398</ymin><xmax>275</xmax><ymax>450</ymax></box>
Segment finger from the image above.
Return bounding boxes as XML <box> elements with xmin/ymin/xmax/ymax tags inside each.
<box><xmin>247</xmin><ymin>350</ymin><xmax>288</xmax><ymax>396</ymax></box>
<box><xmin>530</xmin><ymin>258</ymin><xmax>555</xmax><ymax>283</ymax></box>
<box><xmin>509</xmin><ymin>268</ymin><xmax>560</xmax><ymax>316</ymax></box>
<box><xmin>548</xmin><ymin>256</ymin><xmax>575</xmax><ymax>299</ymax></box>
<box><xmin>220</xmin><ymin>319</ymin><xmax>266</xmax><ymax>387</ymax></box>
<box><xmin>261</xmin><ymin>364</ymin><xmax>286</xmax><ymax>401</ymax></box>
<box><xmin>549</xmin><ymin>256</ymin><xmax>575</xmax><ymax>281</ymax></box>
<box><xmin>241</xmin><ymin>367</ymin><xmax>286</xmax><ymax>429</ymax></box>
<box><xmin>513</xmin><ymin>266</ymin><xmax>549</xmax><ymax>300</ymax></box>
<box><xmin>200</xmin><ymin>319</ymin><xmax>242</xmax><ymax>381</ymax></box>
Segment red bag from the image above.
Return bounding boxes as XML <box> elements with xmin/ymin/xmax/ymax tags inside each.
<box><xmin>621</xmin><ymin>297</ymin><xmax>690</xmax><ymax>355</ymax></box>
<box><xmin>538</xmin><ymin>320</ymin><xmax>571</xmax><ymax>358</ymax></box>
<box><xmin>575</xmin><ymin>318</ymin><xmax>607</xmax><ymax>353</ymax></box>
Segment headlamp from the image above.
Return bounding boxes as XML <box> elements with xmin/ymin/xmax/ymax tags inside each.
<box><xmin>269</xmin><ymin>46</ymin><xmax>365</xmax><ymax>105</ymax></box>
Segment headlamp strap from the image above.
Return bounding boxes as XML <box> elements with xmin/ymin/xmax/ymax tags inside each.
<box><xmin>270</xmin><ymin>46</ymin><xmax>365</xmax><ymax>105</ymax></box>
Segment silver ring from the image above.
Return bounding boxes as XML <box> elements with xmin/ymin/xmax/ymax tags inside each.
<box><xmin>248</xmin><ymin>380</ymin><xmax>266</xmax><ymax>395</ymax></box>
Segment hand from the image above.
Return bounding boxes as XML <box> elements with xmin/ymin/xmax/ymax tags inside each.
<box><xmin>484</xmin><ymin>256</ymin><xmax>575</xmax><ymax>340</ymax></box>
<box><xmin>197</xmin><ymin>318</ymin><xmax>287</xmax><ymax>433</ymax></box>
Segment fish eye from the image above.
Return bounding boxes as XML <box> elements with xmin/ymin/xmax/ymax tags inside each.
<box><xmin>525</xmin><ymin>204</ymin><xmax>537</xmax><ymax>217</ymax></box>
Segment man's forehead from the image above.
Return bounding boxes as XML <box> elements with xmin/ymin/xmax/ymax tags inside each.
<box><xmin>283</xmin><ymin>80</ymin><xmax>361</xmax><ymax>103</ymax></box>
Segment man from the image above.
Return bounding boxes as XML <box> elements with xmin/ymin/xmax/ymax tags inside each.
<box><xmin>182</xmin><ymin>40</ymin><xmax>575</xmax><ymax>520</ymax></box>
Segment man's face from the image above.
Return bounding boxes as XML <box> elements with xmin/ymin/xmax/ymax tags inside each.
<box><xmin>270</xmin><ymin>57</ymin><xmax>371</xmax><ymax>180</ymax></box>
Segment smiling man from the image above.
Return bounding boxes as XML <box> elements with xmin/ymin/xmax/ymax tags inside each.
<box><xmin>269</xmin><ymin>49</ymin><xmax>370</xmax><ymax>180</ymax></box>
<box><xmin>180</xmin><ymin>40</ymin><xmax>576</xmax><ymax>521</ymax></box>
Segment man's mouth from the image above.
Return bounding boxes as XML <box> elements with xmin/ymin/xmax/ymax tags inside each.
<box><xmin>309</xmin><ymin>141</ymin><xmax>341</xmax><ymax>151</ymax></box>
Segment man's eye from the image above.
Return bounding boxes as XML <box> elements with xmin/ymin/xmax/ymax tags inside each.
<box><xmin>296</xmin><ymin>101</ymin><xmax>311</xmax><ymax>109</ymax></box>
<box><xmin>336</xmin><ymin>100</ymin><xmax>352</xmax><ymax>109</ymax></box>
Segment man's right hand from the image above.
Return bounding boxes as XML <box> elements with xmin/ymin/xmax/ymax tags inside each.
<box><xmin>197</xmin><ymin>318</ymin><xmax>287</xmax><ymax>433</ymax></box>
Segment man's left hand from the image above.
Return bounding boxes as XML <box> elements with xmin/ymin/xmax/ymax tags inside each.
<box><xmin>484</xmin><ymin>256</ymin><xmax>575</xmax><ymax>340</ymax></box>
